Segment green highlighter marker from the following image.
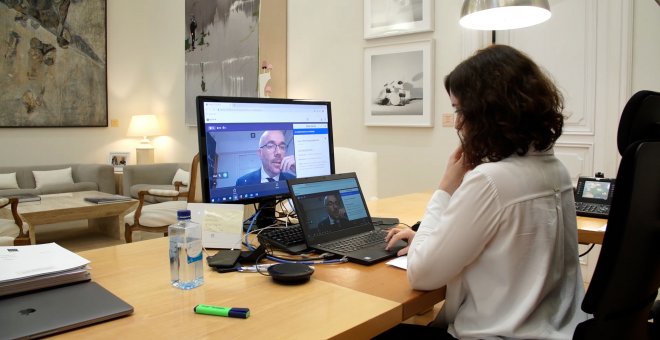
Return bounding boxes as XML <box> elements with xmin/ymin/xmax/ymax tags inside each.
<box><xmin>193</xmin><ymin>304</ymin><xmax>250</xmax><ymax>319</ymax></box>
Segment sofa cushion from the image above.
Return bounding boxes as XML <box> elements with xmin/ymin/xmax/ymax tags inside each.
<box><xmin>125</xmin><ymin>200</ymin><xmax>187</xmax><ymax>227</ymax></box>
<box><xmin>172</xmin><ymin>168</ymin><xmax>190</xmax><ymax>186</ymax></box>
<box><xmin>0</xmin><ymin>173</ymin><xmax>19</xmax><ymax>189</ymax></box>
<box><xmin>33</xmin><ymin>168</ymin><xmax>74</xmax><ymax>189</ymax></box>
<box><xmin>0</xmin><ymin>236</ymin><xmax>17</xmax><ymax>246</ymax></box>
<box><xmin>39</xmin><ymin>182</ymin><xmax>99</xmax><ymax>195</ymax></box>
<box><xmin>130</xmin><ymin>184</ymin><xmax>188</xmax><ymax>203</ymax></box>
<box><xmin>0</xmin><ymin>219</ymin><xmax>20</xmax><ymax>239</ymax></box>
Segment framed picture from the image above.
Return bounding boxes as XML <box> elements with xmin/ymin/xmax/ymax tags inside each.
<box><xmin>109</xmin><ymin>152</ymin><xmax>130</xmax><ymax>172</ymax></box>
<box><xmin>364</xmin><ymin>40</ymin><xmax>434</xmax><ymax>127</ymax></box>
<box><xmin>184</xmin><ymin>0</ymin><xmax>259</xmax><ymax>126</ymax></box>
<box><xmin>364</xmin><ymin>0</ymin><xmax>434</xmax><ymax>39</ymax></box>
<box><xmin>0</xmin><ymin>0</ymin><xmax>107</xmax><ymax>127</ymax></box>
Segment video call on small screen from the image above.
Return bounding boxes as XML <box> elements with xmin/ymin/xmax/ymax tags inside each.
<box><xmin>582</xmin><ymin>181</ymin><xmax>610</xmax><ymax>200</ymax></box>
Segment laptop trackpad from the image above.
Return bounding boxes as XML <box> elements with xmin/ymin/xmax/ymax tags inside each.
<box><xmin>350</xmin><ymin>240</ymin><xmax>405</xmax><ymax>260</ymax></box>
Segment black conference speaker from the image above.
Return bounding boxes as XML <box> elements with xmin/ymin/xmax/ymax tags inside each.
<box><xmin>267</xmin><ymin>263</ymin><xmax>314</xmax><ymax>284</ymax></box>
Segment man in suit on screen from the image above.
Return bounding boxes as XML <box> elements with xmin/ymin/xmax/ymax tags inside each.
<box><xmin>235</xmin><ymin>130</ymin><xmax>296</xmax><ymax>186</ymax></box>
<box><xmin>317</xmin><ymin>193</ymin><xmax>349</xmax><ymax>233</ymax></box>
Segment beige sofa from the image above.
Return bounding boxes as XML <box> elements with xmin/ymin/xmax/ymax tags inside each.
<box><xmin>0</xmin><ymin>164</ymin><xmax>116</xmax><ymax>196</ymax></box>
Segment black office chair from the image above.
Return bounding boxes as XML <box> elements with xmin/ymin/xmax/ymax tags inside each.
<box><xmin>573</xmin><ymin>90</ymin><xmax>660</xmax><ymax>339</ymax></box>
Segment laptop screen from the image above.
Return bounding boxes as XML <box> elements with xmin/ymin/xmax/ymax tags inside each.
<box><xmin>288</xmin><ymin>173</ymin><xmax>374</xmax><ymax>245</ymax></box>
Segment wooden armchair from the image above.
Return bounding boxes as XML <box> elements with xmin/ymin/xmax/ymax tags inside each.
<box><xmin>124</xmin><ymin>154</ymin><xmax>200</xmax><ymax>243</ymax></box>
<box><xmin>0</xmin><ymin>198</ymin><xmax>30</xmax><ymax>246</ymax></box>
<box><xmin>122</xmin><ymin>161</ymin><xmax>191</xmax><ymax>203</ymax></box>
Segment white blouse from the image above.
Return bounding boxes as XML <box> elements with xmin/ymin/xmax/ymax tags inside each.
<box><xmin>408</xmin><ymin>149</ymin><xmax>588</xmax><ymax>339</ymax></box>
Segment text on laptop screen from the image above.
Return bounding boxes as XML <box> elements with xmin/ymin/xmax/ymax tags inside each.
<box><xmin>196</xmin><ymin>96</ymin><xmax>335</xmax><ymax>204</ymax></box>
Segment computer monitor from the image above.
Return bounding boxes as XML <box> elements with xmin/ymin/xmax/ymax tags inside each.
<box><xmin>196</xmin><ymin>96</ymin><xmax>335</xmax><ymax>228</ymax></box>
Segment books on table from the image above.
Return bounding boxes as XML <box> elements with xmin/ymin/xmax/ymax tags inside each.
<box><xmin>0</xmin><ymin>243</ymin><xmax>91</xmax><ymax>297</ymax></box>
<box><xmin>0</xmin><ymin>193</ymin><xmax>41</xmax><ymax>203</ymax></box>
<box><xmin>84</xmin><ymin>195</ymin><xmax>132</xmax><ymax>204</ymax></box>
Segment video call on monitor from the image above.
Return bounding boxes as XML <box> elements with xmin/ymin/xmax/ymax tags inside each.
<box><xmin>196</xmin><ymin>96</ymin><xmax>335</xmax><ymax>205</ymax></box>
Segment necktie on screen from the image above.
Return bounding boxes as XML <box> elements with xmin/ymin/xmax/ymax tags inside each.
<box><xmin>266</xmin><ymin>177</ymin><xmax>275</xmax><ymax>182</ymax></box>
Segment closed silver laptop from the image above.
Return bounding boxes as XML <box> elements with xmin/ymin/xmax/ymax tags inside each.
<box><xmin>0</xmin><ymin>281</ymin><xmax>133</xmax><ymax>339</ymax></box>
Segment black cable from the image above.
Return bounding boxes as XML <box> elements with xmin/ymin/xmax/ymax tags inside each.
<box><xmin>254</xmin><ymin>252</ymin><xmax>270</xmax><ymax>276</ymax></box>
<box><xmin>265</xmin><ymin>251</ymin><xmax>331</xmax><ymax>262</ymax></box>
<box><xmin>579</xmin><ymin>244</ymin><xmax>595</xmax><ymax>257</ymax></box>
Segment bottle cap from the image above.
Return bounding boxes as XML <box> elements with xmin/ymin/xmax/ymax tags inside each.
<box><xmin>177</xmin><ymin>210</ymin><xmax>192</xmax><ymax>220</ymax></box>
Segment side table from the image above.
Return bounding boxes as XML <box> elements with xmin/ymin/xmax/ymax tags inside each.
<box><xmin>114</xmin><ymin>171</ymin><xmax>124</xmax><ymax>195</ymax></box>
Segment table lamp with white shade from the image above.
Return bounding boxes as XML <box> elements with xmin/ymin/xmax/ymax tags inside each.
<box><xmin>127</xmin><ymin>114</ymin><xmax>161</xmax><ymax>164</ymax></box>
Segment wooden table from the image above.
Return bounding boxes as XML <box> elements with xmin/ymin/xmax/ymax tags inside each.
<box><xmin>54</xmin><ymin>193</ymin><xmax>451</xmax><ymax>338</ymax></box>
<box><xmin>43</xmin><ymin>191</ymin><xmax>604</xmax><ymax>338</ymax></box>
<box><xmin>366</xmin><ymin>191</ymin><xmax>607</xmax><ymax>245</ymax></box>
<box><xmin>66</xmin><ymin>238</ymin><xmax>406</xmax><ymax>339</ymax></box>
<box><xmin>2</xmin><ymin>191</ymin><xmax>137</xmax><ymax>244</ymax></box>
<box><xmin>575</xmin><ymin>216</ymin><xmax>607</xmax><ymax>244</ymax></box>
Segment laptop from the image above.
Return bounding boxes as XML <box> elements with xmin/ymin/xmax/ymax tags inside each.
<box><xmin>0</xmin><ymin>281</ymin><xmax>133</xmax><ymax>339</ymax></box>
<box><xmin>287</xmin><ymin>172</ymin><xmax>405</xmax><ymax>265</ymax></box>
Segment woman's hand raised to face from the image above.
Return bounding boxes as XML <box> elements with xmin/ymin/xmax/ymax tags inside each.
<box><xmin>438</xmin><ymin>145</ymin><xmax>469</xmax><ymax>196</ymax></box>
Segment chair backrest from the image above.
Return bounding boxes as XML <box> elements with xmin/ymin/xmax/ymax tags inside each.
<box><xmin>187</xmin><ymin>154</ymin><xmax>201</xmax><ymax>203</ymax></box>
<box><xmin>334</xmin><ymin>147</ymin><xmax>378</xmax><ymax>201</ymax></box>
<box><xmin>575</xmin><ymin>90</ymin><xmax>660</xmax><ymax>339</ymax></box>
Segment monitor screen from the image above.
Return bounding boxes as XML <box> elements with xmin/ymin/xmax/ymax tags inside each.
<box><xmin>196</xmin><ymin>96</ymin><xmax>335</xmax><ymax>206</ymax></box>
<box><xmin>581</xmin><ymin>180</ymin><xmax>611</xmax><ymax>200</ymax></box>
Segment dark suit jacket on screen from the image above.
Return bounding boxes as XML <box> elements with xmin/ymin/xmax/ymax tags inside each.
<box><xmin>235</xmin><ymin>168</ymin><xmax>296</xmax><ymax>186</ymax></box>
<box><xmin>317</xmin><ymin>216</ymin><xmax>349</xmax><ymax>233</ymax></box>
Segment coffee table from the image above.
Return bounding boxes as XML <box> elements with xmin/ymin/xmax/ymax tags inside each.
<box><xmin>3</xmin><ymin>191</ymin><xmax>137</xmax><ymax>244</ymax></box>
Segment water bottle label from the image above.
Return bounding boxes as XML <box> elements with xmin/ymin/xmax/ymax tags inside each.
<box><xmin>187</xmin><ymin>240</ymin><xmax>203</xmax><ymax>264</ymax></box>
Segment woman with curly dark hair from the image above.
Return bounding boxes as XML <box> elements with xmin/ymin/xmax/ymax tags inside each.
<box><xmin>380</xmin><ymin>45</ymin><xmax>587</xmax><ymax>339</ymax></box>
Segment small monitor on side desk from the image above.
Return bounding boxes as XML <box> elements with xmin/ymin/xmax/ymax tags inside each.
<box><xmin>574</xmin><ymin>176</ymin><xmax>615</xmax><ymax>219</ymax></box>
<box><xmin>196</xmin><ymin>96</ymin><xmax>335</xmax><ymax>229</ymax></box>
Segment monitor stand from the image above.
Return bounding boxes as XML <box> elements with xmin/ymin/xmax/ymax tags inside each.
<box><xmin>247</xmin><ymin>199</ymin><xmax>278</xmax><ymax>231</ymax></box>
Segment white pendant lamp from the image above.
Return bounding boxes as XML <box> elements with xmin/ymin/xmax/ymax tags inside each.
<box><xmin>460</xmin><ymin>0</ymin><xmax>551</xmax><ymax>30</ymax></box>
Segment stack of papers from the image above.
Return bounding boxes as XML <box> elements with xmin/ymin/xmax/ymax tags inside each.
<box><xmin>386</xmin><ymin>255</ymin><xmax>408</xmax><ymax>270</ymax></box>
<box><xmin>0</xmin><ymin>243</ymin><xmax>91</xmax><ymax>297</ymax></box>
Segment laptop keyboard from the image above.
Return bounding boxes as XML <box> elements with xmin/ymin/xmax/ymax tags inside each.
<box><xmin>257</xmin><ymin>225</ymin><xmax>306</xmax><ymax>253</ymax></box>
<box><xmin>324</xmin><ymin>230</ymin><xmax>388</xmax><ymax>253</ymax></box>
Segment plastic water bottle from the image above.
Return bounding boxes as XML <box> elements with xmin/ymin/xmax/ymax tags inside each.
<box><xmin>169</xmin><ymin>210</ymin><xmax>204</xmax><ymax>289</ymax></box>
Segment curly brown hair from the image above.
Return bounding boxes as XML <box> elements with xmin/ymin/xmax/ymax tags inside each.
<box><xmin>444</xmin><ymin>44</ymin><xmax>564</xmax><ymax>168</ymax></box>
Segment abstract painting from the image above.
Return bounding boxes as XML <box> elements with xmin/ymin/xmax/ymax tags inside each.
<box><xmin>0</xmin><ymin>0</ymin><xmax>107</xmax><ymax>127</ymax></box>
<box><xmin>185</xmin><ymin>0</ymin><xmax>260</xmax><ymax>126</ymax></box>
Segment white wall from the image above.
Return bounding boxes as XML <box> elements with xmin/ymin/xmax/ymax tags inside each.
<box><xmin>288</xmin><ymin>0</ymin><xmax>465</xmax><ymax>198</ymax></box>
<box><xmin>0</xmin><ymin>0</ymin><xmax>198</xmax><ymax>168</ymax></box>
<box><xmin>288</xmin><ymin>0</ymin><xmax>660</xmax><ymax>198</ymax></box>
<box><xmin>633</xmin><ymin>0</ymin><xmax>660</xmax><ymax>92</ymax></box>
<box><xmin>0</xmin><ymin>0</ymin><xmax>658</xmax><ymax>199</ymax></box>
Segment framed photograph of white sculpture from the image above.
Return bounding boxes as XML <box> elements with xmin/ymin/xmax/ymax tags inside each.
<box><xmin>364</xmin><ymin>40</ymin><xmax>434</xmax><ymax>127</ymax></box>
<box><xmin>364</xmin><ymin>0</ymin><xmax>434</xmax><ymax>39</ymax></box>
